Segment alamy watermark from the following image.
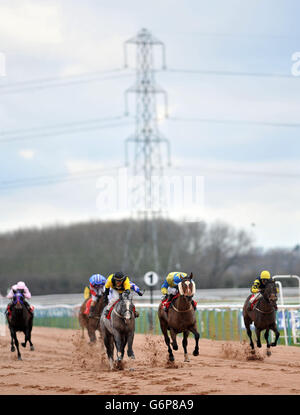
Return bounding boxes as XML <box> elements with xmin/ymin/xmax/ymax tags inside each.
<box><xmin>95</xmin><ymin>168</ymin><xmax>204</xmax><ymax>215</ymax></box>
<box><xmin>291</xmin><ymin>52</ymin><xmax>300</xmax><ymax>76</ymax></box>
<box><xmin>0</xmin><ymin>52</ymin><xmax>6</xmax><ymax>77</ymax></box>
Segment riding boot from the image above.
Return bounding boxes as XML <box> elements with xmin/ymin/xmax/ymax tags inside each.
<box><xmin>164</xmin><ymin>294</ymin><xmax>174</xmax><ymax>312</ymax></box>
<box><xmin>134</xmin><ymin>310</ymin><xmax>139</xmax><ymax>318</ymax></box>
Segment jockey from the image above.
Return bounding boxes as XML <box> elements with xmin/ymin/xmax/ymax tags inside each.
<box><xmin>248</xmin><ymin>270</ymin><xmax>272</xmax><ymax>310</ymax></box>
<box><xmin>161</xmin><ymin>271</ymin><xmax>197</xmax><ymax>311</ymax></box>
<box><xmin>6</xmin><ymin>281</ymin><xmax>33</xmax><ymax>314</ymax></box>
<box><xmin>88</xmin><ymin>274</ymin><xmax>107</xmax><ymax>318</ymax></box>
<box><xmin>161</xmin><ymin>271</ymin><xmax>188</xmax><ymax>300</ymax></box>
<box><xmin>103</xmin><ymin>272</ymin><xmax>143</xmax><ymax>318</ymax></box>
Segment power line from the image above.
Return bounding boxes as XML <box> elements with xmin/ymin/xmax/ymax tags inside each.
<box><xmin>0</xmin><ymin>115</ymin><xmax>125</xmax><ymax>136</ymax></box>
<box><xmin>165</xmin><ymin>68</ymin><xmax>297</xmax><ymax>80</ymax></box>
<box><xmin>0</xmin><ymin>119</ymin><xmax>133</xmax><ymax>143</ymax></box>
<box><xmin>0</xmin><ymin>67</ymin><xmax>126</xmax><ymax>88</ymax></box>
<box><xmin>159</xmin><ymin>31</ymin><xmax>300</xmax><ymax>40</ymax></box>
<box><xmin>0</xmin><ymin>72</ymin><xmax>133</xmax><ymax>94</ymax></box>
<box><xmin>0</xmin><ymin>166</ymin><xmax>122</xmax><ymax>190</ymax></box>
<box><xmin>168</xmin><ymin>116</ymin><xmax>300</xmax><ymax>128</ymax></box>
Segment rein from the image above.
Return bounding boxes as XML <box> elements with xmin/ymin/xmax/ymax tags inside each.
<box><xmin>254</xmin><ymin>294</ymin><xmax>276</xmax><ymax>314</ymax></box>
<box><xmin>113</xmin><ymin>301</ymin><xmax>134</xmax><ymax>320</ymax></box>
<box><xmin>254</xmin><ymin>307</ymin><xmax>275</xmax><ymax>314</ymax></box>
<box><xmin>171</xmin><ymin>303</ymin><xmax>193</xmax><ymax>313</ymax></box>
<box><xmin>171</xmin><ymin>295</ymin><xmax>193</xmax><ymax>313</ymax></box>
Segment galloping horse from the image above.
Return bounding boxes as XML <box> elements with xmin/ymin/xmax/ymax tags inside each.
<box><xmin>158</xmin><ymin>273</ymin><xmax>200</xmax><ymax>362</ymax></box>
<box><xmin>243</xmin><ymin>279</ymin><xmax>280</xmax><ymax>356</ymax></box>
<box><xmin>78</xmin><ymin>295</ymin><xmax>105</xmax><ymax>343</ymax></box>
<box><xmin>100</xmin><ymin>292</ymin><xmax>135</xmax><ymax>370</ymax></box>
<box><xmin>7</xmin><ymin>291</ymin><xmax>34</xmax><ymax>360</ymax></box>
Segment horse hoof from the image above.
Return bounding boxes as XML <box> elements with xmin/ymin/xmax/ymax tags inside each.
<box><xmin>21</xmin><ymin>343</ymin><xmax>26</xmax><ymax>348</ymax></box>
<box><xmin>271</xmin><ymin>342</ymin><xmax>276</xmax><ymax>347</ymax></box>
<box><xmin>129</xmin><ymin>354</ymin><xmax>135</xmax><ymax>360</ymax></box>
<box><xmin>257</xmin><ymin>344</ymin><xmax>262</xmax><ymax>348</ymax></box>
<box><xmin>251</xmin><ymin>349</ymin><xmax>255</xmax><ymax>354</ymax></box>
<box><xmin>169</xmin><ymin>356</ymin><xmax>175</xmax><ymax>362</ymax></box>
<box><xmin>30</xmin><ymin>346</ymin><xmax>35</xmax><ymax>351</ymax></box>
<box><xmin>11</xmin><ymin>347</ymin><xmax>15</xmax><ymax>352</ymax></box>
<box><xmin>184</xmin><ymin>355</ymin><xmax>190</xmax><ymax>362</ymax></box>
<box><xmin>193</xmin><ymin>350</ymin><xmax>199</xmax><ymax>356</ymax></box>
<box><xmin>18</xmin><ymin>356</ymin><xmax>22</xmax><ymax>361</ymax></box>
<box><xmin>266</xmin><ymin>350</ymin><xmax>271</xmax><ymax>357</ymax></box>
<box><xmin>172</xmin><ymin>344</ymin><xmax>178</xmax><ymax>351</ymax></box>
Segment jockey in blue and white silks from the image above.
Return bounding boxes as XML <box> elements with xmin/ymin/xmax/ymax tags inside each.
<box><xmin>88</xmin><ymin>274</ymin><xmax>106</xmax><ymax>318</ymax></box>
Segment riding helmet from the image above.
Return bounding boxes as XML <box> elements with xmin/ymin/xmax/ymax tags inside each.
<box><xmin>260</xmin><ymin>270</ymin><xmax>271</xmax><ymax>280</ymax></box>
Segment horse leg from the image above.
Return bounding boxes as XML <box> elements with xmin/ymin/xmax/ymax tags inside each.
<box><xmin>264</xmin><ymin>329</ymin><xmax>271</xmax><ymax>356</ymax></box>
<box><xmin>170</xmin><ymin>328</ymin><xmax>178</xmax><ymax>350</ymax></box>
<box><xmin>255</xmin><ymin>327</ymin><xmax>262</xmax><ymax>348</ymax></box>
<box><xmin>189</xmin><ymin>324</ymin><xmax>200</xmax><ymax>356</ymax></box>
<box><xmin>9</xmin><ymin>328</ymin><xmax>15</xmax><ymax>352</ymax></box>
<box><xmin>21</xmin><ymin>329</ymin><xmax>27</xmax><ymax>348</ymax></box>
<box><xmin>270</xmin><ymin>322</ymin><xmax>280</xmax><ymax>347</ymax></box>
<box><xmin>12</xmin><ymin>330</ymin><xmax>21</xmax><ymax>360</ymax></box>
<box><xmin>127</xmin><ymin>331</ymin><xmax>135</xmax><ymax>359</ymax></box>
<box><xmin>159</xmin><ymin>317</ymin><xmax>175</xmax><ymax>361</ymax></box>
<box><xmin>103</xmin><ymin>331</ymin><xmax>114</xmax><ymax>370</ymax></box>
<box><xmin>244</xmin><ymin>314</ymin><xmax>255</xmax><ymax>352</ymax></box>
<box><xmin>182</xmin><ymin>331</ymin><xmax>190</xmax><ymax>362</ymax></box>
<box><xmin>114</xmin><ymin>332</ymin><xmax>125</xmax><ymax>362</ymax></box>
<box><xmin>87</xmin><ymin>321</ymin><xmax>97</xmax><ymax>344</ymax></box>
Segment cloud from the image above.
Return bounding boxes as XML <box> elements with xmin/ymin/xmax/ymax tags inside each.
<box><xmin>19</xmin><ymin>149</ymin><xmax>35</xmax><ymax>159</ymax></box>
<box><xmin>0</xmin><ymin>1</ymin><xmax>63</xmax><ymax>48</ymax></box>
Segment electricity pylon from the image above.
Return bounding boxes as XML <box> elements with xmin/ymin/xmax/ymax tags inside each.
<box><xmin>122</xmin><ymin>28</ymin><xmax>171</xmax><ymax>277</ymax></box>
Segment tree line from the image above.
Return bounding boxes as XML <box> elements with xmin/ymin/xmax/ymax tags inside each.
<box><xmin>0</xmin><ymin>218</ymin><xmax>299</xmax><ymax>295</ymax></box>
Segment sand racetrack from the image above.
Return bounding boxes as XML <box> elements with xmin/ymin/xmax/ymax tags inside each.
<box><xmin>1</xmin><ymin>326</ymin><xmax>300</xmax><ymax>395</ymax></box>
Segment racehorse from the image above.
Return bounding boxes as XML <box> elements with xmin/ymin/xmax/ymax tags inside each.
<box><xmin>158</xmin><ymin>273</ymin><xmax>200</xmax><ymax>362</ymax></box>
<box><xmin>100</xmin><ymin>292</ymin><xmax>135</xmax><ymax>370</ymax></box>
<box><xmin>78</xmin><ymin>295</ymin><xmax>105</xmax><ymax>343</ymax></box>
<box><xmin>6</xmin><ymin>291</ymin><xmax>34</xmax><ymax>360</ymax></box>
<box><xmin>243</xmin><ymin>279</ymin><xmax>280</xmax><ymax>356</ymax></box>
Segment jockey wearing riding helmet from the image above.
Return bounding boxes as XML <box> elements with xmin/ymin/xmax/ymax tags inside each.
<box><xmin>161</xmin><ymin>271</ymin><xmax>188</xmax><ymax>300</ymax></box>
<box><xmin>248</xmin><ymin>270</ymin><xmax>272</xmax><ymax>309</ymax></box>
<box><xmin>88</xmin><ymin>274</ymin><xmax>106</xmax><ymax>318</ymax></box>
<box><xmin>6</xmin><ymin>281</ymin><xmax>32</xmax><ymax>314</ymax></box>
<box><xmin>103</xmin><ymin>272</ymin><xmax>144</xmax><ymax>318</ymax></box>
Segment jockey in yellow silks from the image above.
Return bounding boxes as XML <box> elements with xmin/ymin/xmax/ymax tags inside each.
<box><xmin>161</xmin><ymin>271</ymin><xmax>197</xmax><ymax>311</ymax></box>
<box><xmin>103</xmin><ymin>272</ymin><xmax>143</xmax><ymax>318</ymax></box>
<box><xmin>248</xmin><ymin>270</ymin><xmax>273</xmax><ymax>310</ymax></box>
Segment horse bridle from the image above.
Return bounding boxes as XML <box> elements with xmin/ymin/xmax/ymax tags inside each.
<box><xmin>170</xmin><ymin>279</ymin><xmax>195</xmax><ymax>313</ymax></box>
<box><xmin>254</xmin><ymin>287</ymin><xmax>277</xmax><ymax>314</ymax></box>
<box><xmin>113</xmin><ymin>298</ymin><xmax>134</xmax><ymax>320</ymax></box>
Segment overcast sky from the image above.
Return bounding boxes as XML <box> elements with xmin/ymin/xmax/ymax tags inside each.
<box><xmin>1</xmin><ymin>0</ymin><xmax>300</xmax><ymax>249</ymax></box>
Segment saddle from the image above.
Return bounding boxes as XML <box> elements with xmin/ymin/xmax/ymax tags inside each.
<box><xmin>6</xmin><ymin>303</ymin><xmax>34</xmax><ymax>316</ymax></box>
<box><xmin>162</xmin><ymin>294</ymin><xmax>179</xmax><ymax>311</ymax></box>
<box><xmin>105</xmin><ymin>300</ymin><xmax>137</xmax><ymax>319</ymax></box>
<box><xmin>84</xmin><ymin>298</ymin><xmax>92</xmax><ymax>315</ymax></box>
<box><xmin>161</xmin><ymin>294</ymin><xmax>197</xmax><ymax>312</ymax></box>
<box><xmin>249</xmin><ymin>294</ymin><xmax>259</xmax><ymax>310</ymax></box>
<box><xmin>106</xmin><ymin>300</ymin><xmax>120</xmax><ymax>319</ymax></box>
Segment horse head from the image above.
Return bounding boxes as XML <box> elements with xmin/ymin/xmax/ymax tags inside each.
<box><xmin>13</xmin><ymin>291</ymin><xmax>24</xmax><ymax>310</ymax></box>
<box><xmin>116</xmin><ymin>292</ymin><xmax>134</xmax><ymax>322</ymax></box>
<box><xmin>178</xmin><ymin>274</ymin><xmax>196</xmax><ymax>299</ymax></box>
<box><xmin>262</xmin><ymin>280</ymin><xmax>278</xmax><ymax>309</ymax></box>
